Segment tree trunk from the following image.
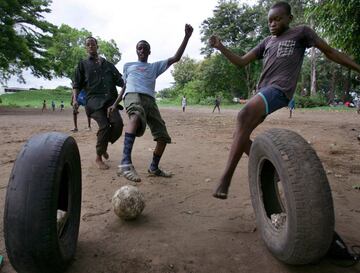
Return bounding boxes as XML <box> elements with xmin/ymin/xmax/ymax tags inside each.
<box><xmin>245</xmin><ymin>65</ymin><xmax>256</xmax><ymax>98</ymax></box>
<box><xmin>329</xmin><ymin>63</ymin><xmax>336</xmax><ymax>103</ymax></box>
<box><xmin>310</xmin><ymin>47</ymin><xmax>317</xmax><ymax>96</ymax></box>
<box><xmin>343</xmin><ymin>68</ymin><xmax>351</xmax><ymax>101</ymax></box>
<box><xmin>310</xmin><ymin>18</ymin><xmax>317</xmax><ymax>96</ymax></box>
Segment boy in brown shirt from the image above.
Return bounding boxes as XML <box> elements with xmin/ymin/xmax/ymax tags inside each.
<box><xmin>210</xmin><ymin>1</ymin><xmax>360</xmax><ymax>199</ymax></box>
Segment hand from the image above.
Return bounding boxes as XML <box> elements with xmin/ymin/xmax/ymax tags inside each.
<box><xmin>185</xmin><ymin>24</ymin><xmax>193</xmax><ymax>38</ymax></box>
<box><xmin>71</xmin><ymin>95</ymin><xmax>78</xmax><ymax>107</ymax></box>
<box><xmin>209</xmin><ymin>35</ymin><xmax>221</xmax><ymax>49</ymax></box>
<box><xmin>107</xmin><ymin>105</ymin><xmax>116</xmax><ymax>118</ymax></box>
<box><xmin>72</xmin><ymin>100</ymin><xmax>79</xmax><ymax>109</ymax></box>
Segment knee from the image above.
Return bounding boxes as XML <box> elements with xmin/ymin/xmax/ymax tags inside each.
<box><xmin>130</xmin><ymin>114</ymin><xmax>140</xmax><ymax>124</ymax></box>
<box><xmin>98</xmin><ymin>123</ymin><xmax>110</xmax><ymax>132</ymax></box>
<box><xmin>236</xmin><ymin>105</ymin><xmax>264</xmax><ymax>132</ymax></box>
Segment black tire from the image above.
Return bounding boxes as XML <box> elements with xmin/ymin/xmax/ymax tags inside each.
<box><xmin>248</xmin><ymin>128</ymin><xmax>334</xmax><ymax>265</ymax></box>
<box><xmin>4</xmin><ymin>132</ymin><xmax>82</xmax><ymax>273</ymax></box>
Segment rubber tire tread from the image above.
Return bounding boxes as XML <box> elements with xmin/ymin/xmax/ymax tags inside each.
<box><xmin>4</xmin><ymin>132</ymin><xmax>82</xmax><ymax>273</ymax></box>
<box><xmin>248</xmin><ymin>128</ymin><xmax>334</xmax><ymax>265</ymax></box>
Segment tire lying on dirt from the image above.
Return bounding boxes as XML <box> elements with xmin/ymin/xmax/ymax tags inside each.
<box><xmin>4</xmin><ymin>132</ymin><xmax>82</xmax><ymax>273</ymax></box>
<box><xmin>248</xmin><ymin>128</ymin><xmax>334</xmax><ymax>265</ymax></box>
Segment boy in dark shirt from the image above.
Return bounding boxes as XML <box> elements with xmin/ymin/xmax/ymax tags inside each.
<box><xmin>212</xmin><ymin>96</ymin><xmax>221</xmax><ymax>113</ymax></box>
<box><xmin>42</xmin><ymin>100</ymin><xmax>46</xmax><ymax>112</ymax></box>
<box><xmin>72</xmin><ymin>36</ymin><xmax>124</xmax><ymax>170</ymax></box>
<box><xmin>210</xmin><ymin>1</ymin><xmax>360</xmax><ymax>199</ymax></box>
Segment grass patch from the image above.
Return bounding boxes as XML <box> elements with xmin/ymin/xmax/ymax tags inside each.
<box><xmin>0</xmin><ymin>88</ymin><xmax>72</xmax><ymax>108</ymax></box>
<box><xmin>299</xmin><ymin>105</ymin><xmax>356</xmax><ymax>112</ymax></box>
<box><xmin>1</xmin><ymin>89</ymin><xmax>357</xmax><ymax>113</ymax></box>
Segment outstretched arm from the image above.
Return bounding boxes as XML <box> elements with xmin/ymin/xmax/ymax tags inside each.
<box><xmin>167</xmin><ymin>24</ymin><xmax>193</xmax><ymax>66</ymax></box>
<box><xmin>314</xmin><ymin>36</ymin><xmax>360</xmax><ymax>74</ymax></box>
<box><xmin>209</xmin><ymin>35</ymin><xmax>257</xmax><ymax>67</ymax></box>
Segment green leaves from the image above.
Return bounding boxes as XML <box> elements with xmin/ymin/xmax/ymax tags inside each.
<box><xmin>0</xmin><ymin>0</ymin><xmax>56</xmax><ymax>82</ymax></box>
<box><xmin>307</xmin><ymin>0</ymin><xmax>360</xmax><ymax>62</ymax></box>
<box><xmin>171</xmin><ymin>56</ymin><xmax>198</xmax><ymax>88</ymax></box>
<box><xmin>46</xmin><ymin>24</ymin><xmax>122</xmax><ymax>81</ymax></box>
<box><xmin>200</xmin><ymin>1</ymin><xmax>261</xmax><ymax>56</ymax></box>
<box><xmin>0</xmin><ymin>1</ymin><xmax>122</xmax><ymax>84</ymax></box>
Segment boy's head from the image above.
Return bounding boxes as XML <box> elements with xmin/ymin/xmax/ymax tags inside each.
<box><xmin>136</xmin><ymin>40</ymin><xmax>151</xmax><ymax>62</ymax></box>
<box><xmin>268</xmin><ymin>1</ymin><xmax>293</xmax><ymax>36</ymax></box>
<box><xmin>85</xmin><ymin>36</ymin><xmax>98</xmax><ymax>56</ymax></box>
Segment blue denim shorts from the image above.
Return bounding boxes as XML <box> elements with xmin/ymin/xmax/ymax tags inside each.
<box><xmin>258</xmin><ymin>86</ymin><xmax>290</xmax><ymax>115</ymax></box>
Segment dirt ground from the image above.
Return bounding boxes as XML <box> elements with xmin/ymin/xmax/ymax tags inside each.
<box><xmin>0</xmin><ymin>105</ymin><xmax>359</xmax><ymax>273</ymax></box>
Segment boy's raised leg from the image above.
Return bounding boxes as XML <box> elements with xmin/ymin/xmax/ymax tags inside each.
<box><xmin>213</xmin><ymin>95</ymin><xmax>266</xmax><ymax>199</ymax></box>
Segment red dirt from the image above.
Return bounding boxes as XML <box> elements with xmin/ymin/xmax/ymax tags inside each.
<box><xmin>0</xmin><ymin>106</ymin><xmax>359</xmax><ymax>273</ymax></box>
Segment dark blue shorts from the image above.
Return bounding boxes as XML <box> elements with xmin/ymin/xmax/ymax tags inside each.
<box><xmin>258</xmin><ymin>86</ymin><xmax>289</xmax><ymax>115</ymax></box>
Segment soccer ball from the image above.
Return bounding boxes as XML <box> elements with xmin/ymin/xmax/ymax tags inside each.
<box><xmin>112</xmin><ymin>185</ymin><xmax>145</xmax><ymax>220</ymax></box>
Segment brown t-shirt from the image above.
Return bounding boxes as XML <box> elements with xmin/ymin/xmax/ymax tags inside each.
<box><xmin>254</xmin><ymin>25</ymin><xmax>317</xmax><ymax>99</ymax></box>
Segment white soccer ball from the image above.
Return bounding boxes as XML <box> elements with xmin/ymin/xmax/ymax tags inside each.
<box><xmin>112</xmin><ymin>185</ymin><xmax>145</xmax><ymax>220</ymax></box>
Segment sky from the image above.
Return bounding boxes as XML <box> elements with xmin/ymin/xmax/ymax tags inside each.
<box><xmin>8</xmin><ymin>0</ymin><xmax>256</xmax><ymax>91</ymax></box>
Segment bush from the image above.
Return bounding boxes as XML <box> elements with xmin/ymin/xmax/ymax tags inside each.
<box><xmin>55</xmin><ymin>85</ymin><xmax>72</xmax><ymax>90</ymax></box>
<box><xmin>295</xmin><ymin>93</ymin><xmax>327</xmax><ymax>108</ymax></box>
<box><xmin>199</xmin><ymin>96</ymin><xmax>216</xmax><ymax>105</ymax></box>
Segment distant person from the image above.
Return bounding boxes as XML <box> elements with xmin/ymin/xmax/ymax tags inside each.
<box><xmin>355</xmin><ymin>96</ymin><xmax>360</xmax><ymax>114</ymax></box>
<box><xmin>42</xmin><ymin>100</ymin><xmax>46</xmax><ymax>112</ymax></box>
<box><xmin>288</xmin><ymin>97</ymin><xmax>295</xmax><ymax>118</ymax></box>
<box><xmin>51</xmin><ymin>100</ymin><xmax>56</xmax><ymax>111</ymax></box>
<box><xmin>209</xmin><ymin>1</ymin><xmax>360</xmax><ymax>199</ymax></box>
<box><xmin>60</xmin><ymin>101</ymin><xmax>64</xmax><ymax>111</ymax></box>
<box><xmin>71</xmin><ymin>89</ymin><xmax>92</xmax><ymax>132</ymax></box>
<box><xmin>212</xmin><ymin>96</ymin><xmax>221</xmax><ymax>113</ymax></box>
<box><xmin>110</xmin><ymin>24</ymin><xmax>193</xmax><ymax>182</ymax></box>
<box><xmin>72</xmin><ymin>36</ymin><xmax>124</xmax><ymax>170</ymax></box>
<box><xmin>182</xmin><ymin>95</ymin><xmax>187</xmax><ymax>112</ymax></box>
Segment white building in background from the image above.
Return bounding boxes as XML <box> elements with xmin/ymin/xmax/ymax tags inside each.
<box><xmin>0</xmin><ymin>86</ymin><xmax>30</xmax><ymax>94</ymax></box>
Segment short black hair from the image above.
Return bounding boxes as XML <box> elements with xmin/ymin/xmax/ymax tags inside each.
<box><xmin>136</xmin><ymin>40</ymin><xmax>150</xmax><ymax>50</ymax></box>
<box><xmin>271</xmin><ymin>1</ymin><xmax>292</xmax><ymax>15</ymax></box>
<box><xmin>85</xmin><ymin>36</ymin><xmax>98</xmax><ymax>45</ymax></box>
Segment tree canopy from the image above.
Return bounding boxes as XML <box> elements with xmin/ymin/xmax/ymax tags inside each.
<box><xmin>0</xmin><ymin>0</ymin><xmax>122</xmax><ymax>85</ymax></box>
<box><xmin>165</xmin><ymin>0</ymin><xmax>360</xmax><ymax>105</ymax></box>
<box><xmin>307</xmin><ymin>0</ymin><xmax>360</xmax><ymax>63</ymax></box>
<box><xmin>0</xmin><ymin>0</ymin><xmax>55</xmax><ymax>83</ymax></box>
<box><xmin>47</xmin><ymin>24</ymin><xmax>122</xmax><ymax>81</ymax></box>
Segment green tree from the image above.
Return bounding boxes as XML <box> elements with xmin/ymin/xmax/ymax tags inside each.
<box><xmin>0</xmin><ymin>0</ymin><xmax>55</xmax><ymax>83</ymax></box>
<box><xmin>171</xmin><ymin>56</ymin><xmax>198</xmax><ymax>88</ymax></box>
<box><xmin>47</xmin><ymin>24</ymin><xmax>122</xmax><ymax>81</ymax></box>
<box><xmin>197</xmin><ymin>52</ymin><xmax>248</xmax><ymax>99</ymax></box>
<box><xmin>98</xmin><ymin>39</ymin><xmax>121</xmax><ymax>65</ymax></box>
<box><xmin>47</xmin><ymin>24</ymin><xmax>90</xmax><ymax>80</ymax></box>
<box><xmin>200</xmin><ymin>0</ymin><xmax>264</xmax><ymax>97</ymax></box>
<box><xmin>307</xmin><ymin>0</ymin><xmax>360</xmax><ymax>99</ymax></box>
<box><xmin>307</xmin><ymin>0</ymin><xmax>360</xmax><ymax>62</ymax></box>
<box><xmin>200</xmin><ymin>0</ymin><xmax>262</xmax><ymax>56</ymax></box>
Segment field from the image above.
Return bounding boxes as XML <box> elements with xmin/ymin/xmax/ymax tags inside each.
<box><xmin>0</xmin><ymin>106</ymin><xmax>359</xmax><ymax>273</ymax></box>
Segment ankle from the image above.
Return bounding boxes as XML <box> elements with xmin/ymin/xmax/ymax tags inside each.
<box><xmin>149</xmin><ymin>164</ymin><xmax>158</xmax><ymax>172</ymax></box>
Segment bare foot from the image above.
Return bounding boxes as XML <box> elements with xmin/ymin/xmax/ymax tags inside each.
<box><xmin>96</xmin><ymin>158</ymin><xmax>109</xmax><ymax>170</ymax></box>
<box><xmin>102</xmin><ymin>152</ymin><xmax>109</xmax><ymax>160</ymax></box>
<box><xmin>213</xmin><ymin>181</ymin><xmax>230</xmax><ymax>200</ymax></box>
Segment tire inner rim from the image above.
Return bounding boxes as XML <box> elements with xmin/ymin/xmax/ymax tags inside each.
<box><xmin>259</xmin><ymin>159</ymin><xmax>287</xmax><ymax>230</ymax></box>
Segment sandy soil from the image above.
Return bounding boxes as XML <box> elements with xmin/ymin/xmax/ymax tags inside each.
<box><xmin>0</xmin><ymin>106</ymin><xmax>359</xmax><ymax>273</ymax></box>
